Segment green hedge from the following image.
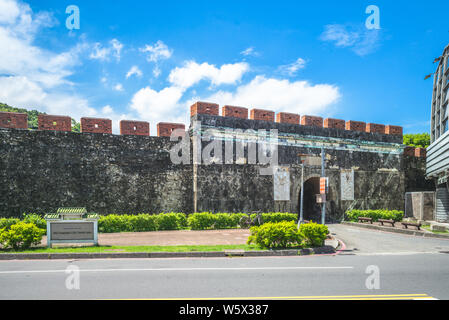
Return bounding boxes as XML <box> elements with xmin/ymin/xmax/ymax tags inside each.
<box><xmin>98</xmin><ymin>213</ymin><xmax>188</xmax><ymax>233</ymax></box>
<box><xmin>345</xmin><ymin>209</ymin><xmax>404</xmax><ymax>222</ymax></box>
<box><xmin>247</xmin><ymin>221</ymin><xmax>329</xmax><ymax>249</ymax></box>
<box><xmin>0</xmin><ymin>221</ymin><xmax>45</xmax><ymax>250</ymax></box>
<box><xmin>250</xmin><ymin>212</ymin><xmax>297</xmax><ymax>225</ymax></box>
<box><xmin>0</xmin><ymin>218</ymin><xmax>21</xmax><ymax>231</ymax></box>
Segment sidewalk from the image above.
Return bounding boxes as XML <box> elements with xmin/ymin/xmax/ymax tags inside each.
<box><xmin>41</xmin><ymin>229</ymin><xmax>251</xmax><ymax>247</ymax></box>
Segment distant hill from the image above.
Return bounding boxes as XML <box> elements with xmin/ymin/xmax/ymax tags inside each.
<box><xmin>0</xmin><ymin>103</ymin><xmax>80</xmax><ymax>132</ymax></box>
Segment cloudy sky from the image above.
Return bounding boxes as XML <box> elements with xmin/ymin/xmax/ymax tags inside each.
<box><xmin>0</xmin><ymin>0</ymin><xmax>447</xmax><ymax>134</ymax></box>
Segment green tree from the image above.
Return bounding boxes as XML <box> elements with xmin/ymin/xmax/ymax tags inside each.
<box><xmin>0</xmin><ymin>102</ymin><xmax>80</xmax><ymax>132</ymax></box>
<box><xmin>403</xmin><ymin>133</ymin><xmax>430</xmax><ymax>149</ymax></box>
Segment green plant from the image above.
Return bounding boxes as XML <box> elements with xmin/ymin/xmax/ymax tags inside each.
<box><xmin>298</xmin><ymin>222</ymin><xmax>329</xmax><ymax>247</ymax></box>
<box><xmin>0</xmin><ymin>222</ymin><xmax>45</xmax><ymax>250</ymax></box>
<box><xmin>250</xmin><ymin>212</ymin><xmax>297</xmax><ymax>225</ymax></box>
<box><xmin>345</xmin><ymin>209</ymin><xmax>404</xmax><ymax>222</ymax></box>
<box><xmin>247</xmin><ymin>221</ymin><xmax>303</xmax><ymax>249</ymax></box>
<box><xmin>0</xmin><ymin>218</ymin><xmax>20</xmax><ymax>231</ymax></box>
<box><xmin>403</xmin><ymin>133</ymin><xmax>430</xmax><ymax>149</ymax></box>
<box><xmin>127</xmin><ymin>214</ymin><xmax>158</xmax><ymax>232</ymax></box>
<box><xmin>187</xmin><ymin>212</ymin><xmax>216</xmax><ymax>230</ymax></box>
<box><xmin>98</xmin><ymin>214</ymin><xmax>132</xmax><ymax>233</ymax></box>
<box><xmin>156</xmin><ymin>213</ymin><xmax>185</xmax><ymax>230</ymax></box>
<box><xmin>22</xmin><ymin>213</ymin><xmax>47</xmax><ymax>234</ymax></box>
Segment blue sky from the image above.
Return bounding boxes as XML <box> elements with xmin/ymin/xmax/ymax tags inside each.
<box><xmin>0</xmin><ymin>0</ymin><xmax>448</xmax><ymax>134</ymax></box>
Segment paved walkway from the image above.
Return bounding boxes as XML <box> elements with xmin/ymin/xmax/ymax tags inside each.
<box><xmin>328</xmin><ymin>223</ymin><xmax>449</xmax><ymax>255</ymax></box>
<box><xmin>42</xmin><ymin>229</ymin><xmax>251</xmax><ymax>247</ymax></box>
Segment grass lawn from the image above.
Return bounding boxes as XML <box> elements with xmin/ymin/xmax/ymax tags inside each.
<box><xmin>0</xmin><ymin>244</ymin><xmax>264</xmax><ymax>254</ymax></box>
<box><xmin>421</xmin><ymin>225</ymin><xmax>449</xmax><ymax>234</ymax></box>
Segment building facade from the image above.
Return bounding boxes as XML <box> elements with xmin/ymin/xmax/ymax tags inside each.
<box><xmin>426</xmin><ymin>44</ymin><xmax>449</xmax><ymax>222</ymax></box>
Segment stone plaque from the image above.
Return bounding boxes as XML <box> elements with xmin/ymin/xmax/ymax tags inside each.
<box><xmin>274</xmin><ymin>167</ymin><xmax>290</xmax><ymax>201</ymax></box>
<box><xmin>50</xmin><ymin>222</ymin><xmax>95</xmax><ymax>241</ymax></box>
<box><xmin>341</xmin><ymin>170</ymin><xmax>354</xmax><ymax>201</ymax></box>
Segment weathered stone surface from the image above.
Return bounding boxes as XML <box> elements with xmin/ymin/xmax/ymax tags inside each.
<box><xmin>0</xmin><ymin>112</ymin><xmax>430</xmax><ymax>222</ymax></box>
<box><xmin>0</xmin><ymin>128</ymin><xmax>193</xmax><ymax>217</ymax></box>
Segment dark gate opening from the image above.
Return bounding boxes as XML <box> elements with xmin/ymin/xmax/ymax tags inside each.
<box><xmin>300</xmin><ymin>177</ymin><xmax>322</xmax><ymax>222</ymax></box>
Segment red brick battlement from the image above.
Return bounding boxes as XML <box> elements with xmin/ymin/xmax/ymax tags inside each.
<box><xmin>38</xmin><ymin>115</ymin><xmax>72</xmax><ymax>132</ymax></box>
<box><xmin>120</xmin><ymin>120</ymin><xmax>150</xmax><ymax>136</ymax></box>
<box><xmin>157</xmin><ymin>122</ymin><xmax>186</xmax><ymax>137</ymax></box>
<box><xmin>81</xmin><ymin>117</ymin><xmax>112</xmax><ymax>134</ymax></box>
<box><xmin>0</xmin><ymin>112</ymin><xmax>28</xmax><ymax>129</ymax></box>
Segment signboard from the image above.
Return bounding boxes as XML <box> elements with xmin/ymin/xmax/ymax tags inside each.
<box><xmin>341</xmin><ymin>169</ymin><xmax>354</xmax><ymax>201</ymax></box>
<box><xmin>316</xmin><ymin>194</ymin><xmax>326</xmax><ymax>203</ymax></box>
<box><xmin>320</xmin><ymin>177</ymin><xmax>328</xmax><ymax>194</ymax></box>
<box><xmin>50</xmin><ymin>222</ymin><xmax>95</xmax><ymax>241</ymax></box>
<box><xmin>274</xmin><ymin>167</ymin><xmax>290</xmax><ymax>201</ymax></box>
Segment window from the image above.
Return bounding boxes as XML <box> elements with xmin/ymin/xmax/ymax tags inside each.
<box><xmin>444</xmin><ymin>120</ymin><xmax>448</xmax><ymax>134</ymax></box>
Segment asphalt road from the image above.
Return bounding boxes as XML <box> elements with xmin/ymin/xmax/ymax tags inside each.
<box><xmin>0</xmin><ymin>224</ymin><xmax>448</xmax><ymax>300</ymax></box>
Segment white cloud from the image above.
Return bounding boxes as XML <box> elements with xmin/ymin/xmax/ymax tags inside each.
<box><xmin>320</xmin><ymin>24</ymin><xmax>381</xmax><ymax>56</ymax></box>
<box><xmin>278</xmin><ymin>58</ymin><xmax>306</xmax><ymax>76</ymax></box>
<box><xmin>129</xmin><ymin>85</ymin><xmax>186</xmax><ymax>133</ymax></box>
<box><xmin>113</xmin><ymin>83</ymin><xmax>124</xmax><ymax>92</ymax></box>
<box><xmin>168</xmin><ymin>61</ymin><xmax>249</xmax><ymax>89</ymax></box>
<box><xmin>153</xmin><ymin>66</ymin><xmax>161</xmax><ymax>78</ymax></box>
<box><xmin>140</xmin><ymin>40</ymin><xmax>172</xmax><ymax>63</ymax></box>
<box><xmin>241</xmin><ymin>47</ymin><xmax>260</xmax><ymax>57</ymax></box>
<box><xmin>126</xmin><ymin>65</ymin><xmax>143</xmax><ymax>79</ymax></box>
<box><xmin>203</xmin><ymin>75</ymin><xmax>341</xmax><ymax>116</ymax></box>
<box><xmin>0</xmin><ymin>0</ymin><xmax>94</xmax><ymax>120</ymax></box>
<box><xmin>89</xmin><ymin>38</ymin><xmax>123</xmax><ymax>62</ymax></box>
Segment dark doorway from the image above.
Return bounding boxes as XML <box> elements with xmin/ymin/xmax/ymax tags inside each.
<box><xmin>299</xmin><ymin>177</ymin><xmax>322</xmax><ymax>222</ymax></box>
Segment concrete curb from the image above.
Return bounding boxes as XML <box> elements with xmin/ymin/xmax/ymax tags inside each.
<box><xmin>0</xmin><ymin>242</ymin><xmax>338</xmax><ymax>260</ymax></box>
<box><xmin>341</xmin><ymin>221</ymin><xmax>449</xmax><ymax>239</ymax></box>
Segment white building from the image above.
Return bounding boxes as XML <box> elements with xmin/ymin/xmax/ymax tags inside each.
<box><xmin>426</xmin><ymin>44</ymin><xmax>449</xmax><ymax>222</ymax></box>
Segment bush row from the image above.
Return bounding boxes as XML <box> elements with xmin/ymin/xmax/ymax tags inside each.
<box><xmin>247</xmin><ymin>221</ymin><xmax>329</xmax><ymax>249</ymax></box>
<box><xmin>1</xmin><ymin>212</ymin><xmax>301</xmax><ymax>234</ymax></box>
<box><xmin>345</xmin><ymin>209</ymin><xmax>404</xmax><ymax>222</ymax></box>
<box><xmin>100</xmin><ymin>212</ymin><xmax>299</xmax><ymax>232</ymax></box>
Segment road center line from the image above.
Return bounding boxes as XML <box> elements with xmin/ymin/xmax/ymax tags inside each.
<box><xmin>0</xmin><ymin>266</ymin><xmax>353</xmax><ymax>274</ymax></box>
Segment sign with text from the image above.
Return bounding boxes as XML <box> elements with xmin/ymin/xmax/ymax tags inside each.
<box><xmin>50</xmin><ymin>222</ymin><xmax>95</xmax><ymax>241</ymax></box>
<box><xmin>320</xmin><ymin>177</ymin><xmax>328</xmax><ymax>194</ymax></box>
<box><xmin>341</xmin><ymin>169</ymin><xmax>355</xmax><ymax>201</ymax></box>
<box><xmin>274</xmin><ymin>167</ymin><xmax>290</xmax><ymax>201</ymax></box>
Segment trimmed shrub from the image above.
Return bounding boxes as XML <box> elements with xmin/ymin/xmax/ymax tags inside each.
<box><xmin>127</xmin><ymin>214</ymin><xmax>157</xmax><ymax>232</ymax></box>
<box><xmin>250</xmin><ymin>212</ymin><xmax>297</xmax><ymax>225</ymax></box>
<box><xmin>0</xmin><ymin>218</ymin><xmax>20</xmax><ymax>231</ymax></box>
<box><xmin>174</xmin><ymin>213</ymin><xmax>188</xmax><ymax>229</ymax></box>
<box><xmin>98</xmin><ymin>214</ymin><xmax>132</xmax><ymax>233</ymax></box>
<box><xmin>247</xmin><ymin>221</ymin><xmax>303</xmax><ymax>249</ymax></box>
<box><xmin>230</xmin><ymin>213</ymin><xmax>247</xmax><ymax>228</ymax></box>
<box><xmin>298</xmin><ymin>222</ymin><xmax>329</xmax><ymax>247</ymax></box>
<box><xmin>156</xmin><ymin>213</ymin><xmax>184</xmax><ymax>231</ymax></box>
<box><xmin>187</xmin><ymin>212</ymin><xmax>216</xmax><ymax>230</ymax></box>
<box><xmin>345</xmin><ymin>209</ymin><xmax>404</xmax><ymax>222</ymax></box>
<box><xmin>0</xmin><ymin>222</ymin><xmax>44</xmax><ymax>250</ymax></box>
<box><xmin>22</xmin><ymin>213</ymin><xmax>47</xmax><ymax>234</ymax></box>
<box><xmin>213</xmin><ymin>213</ymin><xmax>234</xmax><ymax>229</ymax></box>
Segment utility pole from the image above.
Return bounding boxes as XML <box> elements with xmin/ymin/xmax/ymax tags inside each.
<box><xmin>321</xmin><ymin>147</ymin><xmax>326</xmax><ymax>225</ymax></box>
<box><xmin>298</xmin><ymin>161</ymin><xmax>304</xmax><ymax>228</ymax></box>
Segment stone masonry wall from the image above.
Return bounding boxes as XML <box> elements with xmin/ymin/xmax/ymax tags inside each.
<box><xmin>0</xmin><ymin>128</ymin><xmax>193</xmax><ymax>217</ymax></box>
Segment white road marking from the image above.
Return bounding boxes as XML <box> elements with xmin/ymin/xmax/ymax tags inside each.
<box><xmin>0</xmin><ymin>266</ymin><xmax>354</xmax><ymax>274</ymax></box>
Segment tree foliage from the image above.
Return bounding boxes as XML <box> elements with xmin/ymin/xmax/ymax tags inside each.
<box><xmin>0</xmin><ymin>102</ymin><xmax>80</xmax><ymax>132</ymax></box>
<box><xmin>403</xmin><ymin>133</ymin><xmax>430</xmax><ymax>149</ymax></box>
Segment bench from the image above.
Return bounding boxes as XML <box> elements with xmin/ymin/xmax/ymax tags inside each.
<box><xmin>358</xmin><ymin>217</ymin><xmax>373</xmax><ymax>224</ymax></box>
<box><xmin>401</xmin><ymin>222</ymin><xmax>421</xmax><ymax>230</ymax></box>
<box><xmin>378</xmin><ymin>219</ymin><xmax>395</xmax><ymax>227</ymax></box>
